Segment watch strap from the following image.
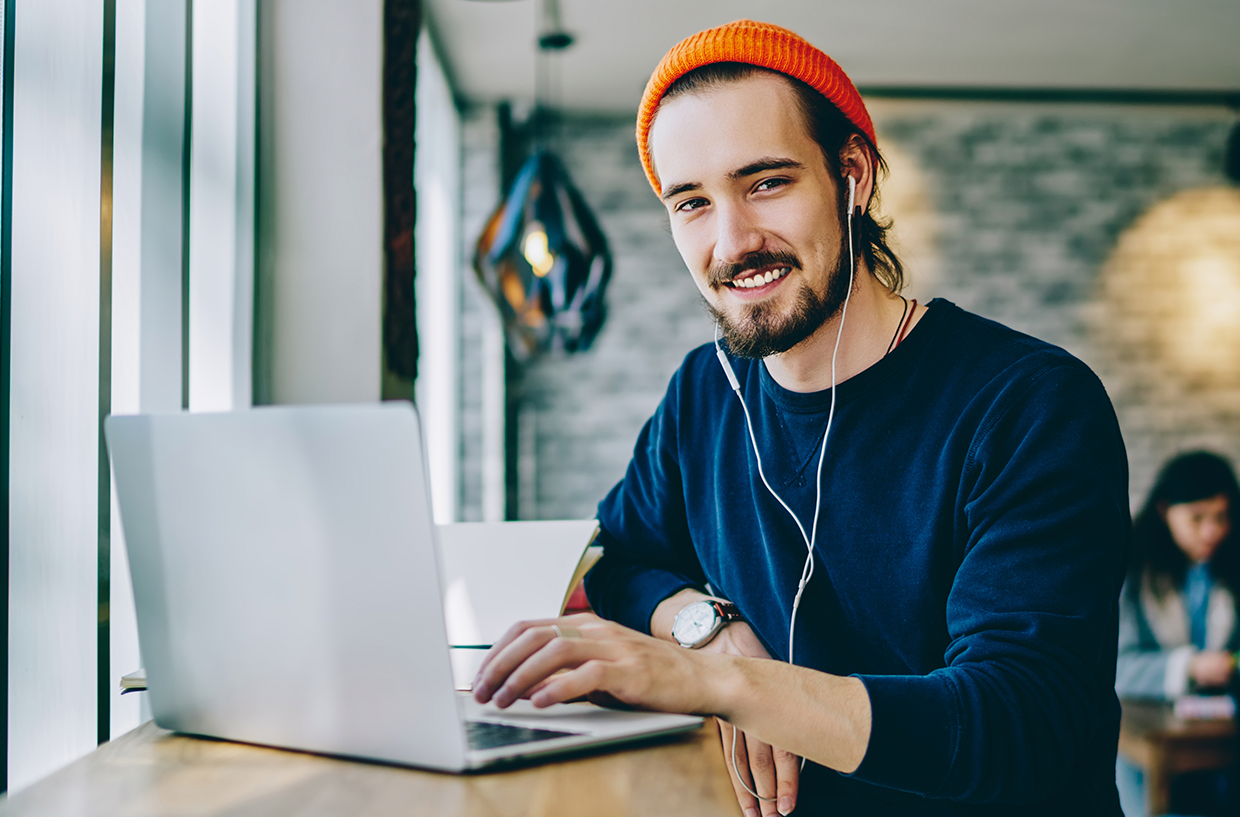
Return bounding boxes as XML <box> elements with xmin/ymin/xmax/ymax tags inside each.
<box><xmin>709</xmin><ymin>599</ymin><xmax>742</xmax><ymax>622</ymax></box>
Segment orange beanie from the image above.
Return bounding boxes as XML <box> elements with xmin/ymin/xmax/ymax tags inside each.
<box><xmin>636</xmin><ymin>19</ymin><xmax>875</xmax><ymax>196</ymax></box>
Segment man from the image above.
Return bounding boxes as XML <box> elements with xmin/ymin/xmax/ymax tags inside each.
<box><xmin>474</xmin><ymin>20</ymin><xmax>1129</xmax><ymax>816</ymax></box>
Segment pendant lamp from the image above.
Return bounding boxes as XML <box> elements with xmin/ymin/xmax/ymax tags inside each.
<box><xmin>474</xmin><ymin>151</ymin><xmax>612</xmax><ymax>360</ymax></box>
<box><xmin>472</xmin><ymin>0</ymin><xmax>612</xmax><ymax>361</ymax></box>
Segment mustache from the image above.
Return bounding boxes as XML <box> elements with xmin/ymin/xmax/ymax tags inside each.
<box><xmin>707</xmin><ymin>250</ymin><xmax>802</xmax><ymax>287</ymax></box>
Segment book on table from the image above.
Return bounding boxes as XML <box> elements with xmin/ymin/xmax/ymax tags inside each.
<box><xmin>437</xmin><ymin>519</ymin><xmax>602</xmax><ymax>689</ymax></box>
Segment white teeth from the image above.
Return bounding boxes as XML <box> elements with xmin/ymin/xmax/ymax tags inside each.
<box><xmin>730</xmin><ymin>267</ymin><xmax>789</xmax><ymax>289</ymax></box>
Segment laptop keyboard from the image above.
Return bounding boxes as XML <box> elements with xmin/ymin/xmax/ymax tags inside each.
<box><xmin>465</xmin><ymin>720</ymin><xmax>579</xmax><ymax>750</ymax></box>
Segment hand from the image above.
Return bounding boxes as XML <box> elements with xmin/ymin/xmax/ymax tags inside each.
<box><xmin>472</xmin><ymin>613</ymin><xmax>723</xmax><ymax>714</ymax></box>
<box><xmin>650</xmin><ymin>593</ymin><xmax>799</xmax><ymax>817</ymax></box>
<box><xmin>704</xmin><ymin>623</ymin><xmax>800</xmax><ymax>817</ymax></box>
<box><xmin>477</xmin><ymin>606</ymin><xmax>870</xmax><ymax>787</ymax></box>
<box><xmin>1190</xmin><ymin>651</ymin><xmax>1237</xmax><ymax>689</ymax></box>
<box><xmin>718</xmin><ymin>718</ymin><xmax>800</xmax><ymax>817</ymax></box>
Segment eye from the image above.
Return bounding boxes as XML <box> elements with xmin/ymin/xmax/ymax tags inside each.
<box><xmin>674</xmin><ymin>197</ymin><xmax>708</xmax><ymax>213</ymax></box>
<box><xmin>754</xmin><ymin>176</ymin><xmax>789</xmax><ymax>193</ymax></box>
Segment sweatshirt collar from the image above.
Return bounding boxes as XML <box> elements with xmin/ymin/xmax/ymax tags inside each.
<box><xmin>757</xmin><ymin>297</ymin><xmax>954</xmax><ymax>413</ymax></box>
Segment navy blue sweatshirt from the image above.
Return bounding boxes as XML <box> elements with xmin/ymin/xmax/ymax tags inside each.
<box><xmin>585</xmin><ymin>299</ymin><xmax>1129</xmax><ymax>815</ymax></box>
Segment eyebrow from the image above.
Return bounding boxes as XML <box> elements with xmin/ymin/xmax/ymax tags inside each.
<box><xmin>660</xmin><ymin>157</ymin><xmax>806</xmax><ymax>202</ymax></box>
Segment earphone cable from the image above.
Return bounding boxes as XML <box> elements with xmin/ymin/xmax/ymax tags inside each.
<box><xmin>789</xmin><ymin>184</ymin><xmax>855</xmax><ymax>666</ymax></box>
<box><xmin>716</xmin><ymin>182</ymin><xmax>857</xmax><ymax>798</ymax></box>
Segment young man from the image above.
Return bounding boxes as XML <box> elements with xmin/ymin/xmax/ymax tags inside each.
<box><xmin>474</xmin><ymin>20</ymin><xmax>1129</xmax><ymax>816</ymax></box>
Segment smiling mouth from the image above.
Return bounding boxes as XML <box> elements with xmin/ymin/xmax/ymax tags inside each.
<box><xmin>726</xmin><ymin>267</ymin><xmax>791</xmax><ymax>290</ymax></box>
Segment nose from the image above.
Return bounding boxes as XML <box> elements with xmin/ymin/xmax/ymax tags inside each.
<box><xmin>712</xmin><ymin>203</ymin><xmax>765</xmax><ymax>267</ymax></box>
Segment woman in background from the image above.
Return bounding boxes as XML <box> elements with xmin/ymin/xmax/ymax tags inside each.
<box><xmin>1116</xmin><ymin>450</ymin><xmax>1240</xmax><ymax>816</ymax></box>
<box><xmin>1118</xmin><ymin>450</ymin><xmax>1240</xmax><ymax>699</ymax></box>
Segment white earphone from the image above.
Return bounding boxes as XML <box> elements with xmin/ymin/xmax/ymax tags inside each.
<box><xmin>717</xmin><ymin>174</ymin><xmax>858</xmax><ymax>799</ymax></box>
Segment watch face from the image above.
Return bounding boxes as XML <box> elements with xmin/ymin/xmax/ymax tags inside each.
<box><xmin>673</xmin><ymin>601</ymin><xmax>717</xmax><ymax>646</ymax></box>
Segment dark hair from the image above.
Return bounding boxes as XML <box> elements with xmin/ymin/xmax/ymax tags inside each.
<box><xmin>656</xmin><ymin>63</ymin><xmax>905</xmax><ymax>293</ymax></box>
<box><xmin>1131</xmin><ymin>450</ymin><xmax>1240</xmax><ymax>596</ymax></box>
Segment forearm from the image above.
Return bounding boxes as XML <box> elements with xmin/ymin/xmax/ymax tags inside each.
<box><xmin>702</xmin><ymin>652</ymin><xmax>872</xmax><ymax>774</ymax></box>
<box><xmin>654</xmin><ymin>589</ymin><xmax>872</xmax><ymax>773</ymax></box>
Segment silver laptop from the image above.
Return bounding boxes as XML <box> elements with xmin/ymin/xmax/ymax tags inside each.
<box><xmin>104</xmin><ymin>402</ymin><xmax>700</xmax><ymax>772</ymax></box>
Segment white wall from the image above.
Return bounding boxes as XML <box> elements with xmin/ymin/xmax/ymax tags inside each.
<box><xmin>8</xmin><ymin>0</ymin><xmax>105</xmax><ymax>792</ymax></box>
<box><xmin>414</xmin><ymin>30</ymin><xmax>461</xmax><ymax>523</ymax></box>
<box><xmin>189</xmin><ymin>0</ymin><xmax>256</xmax><ymax>412</ymax></box>
<box><xmin>257</xmin><ymin>0</ymin><xmax>384</xmax><ymax>405</ymax></box>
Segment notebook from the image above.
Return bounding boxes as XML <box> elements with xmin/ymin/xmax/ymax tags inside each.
<box><xmin>104</xmin><ymin>402</ymin><xmax>701</xmax><ymax>772</ymax></box>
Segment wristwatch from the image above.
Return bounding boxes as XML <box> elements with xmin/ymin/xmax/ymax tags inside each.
<box><xmin>672</xmin><ymin>599</ymin><xmax>742</xmax><ymax>649</ymax></box>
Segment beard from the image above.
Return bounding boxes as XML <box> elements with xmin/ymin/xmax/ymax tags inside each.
<box><xmin>704</xmin><ymin>244</ymin><xmax>853</xmax><ymax>360</ymax></box>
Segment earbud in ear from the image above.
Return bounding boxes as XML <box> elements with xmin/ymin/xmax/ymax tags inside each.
<box><xmin>847</xmin><ymin>175</ymin><xmax>856</xmax><ymax>214</ymax></box>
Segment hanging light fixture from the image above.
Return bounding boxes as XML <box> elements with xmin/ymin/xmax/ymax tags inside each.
<box><xmin>475</xmin><ymin>151</ymin><xmax>611</xmax><ymax>359</ymax></box>
<box><xmin>473</xmin><ymin>0</ymin><xmax>612</xmax><ymax>361</ymax></box>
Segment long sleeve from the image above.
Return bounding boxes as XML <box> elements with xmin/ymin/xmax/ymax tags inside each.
<box><xmin>584</xmin><ymin>371</ymin><xmax>706</xmax><ymax>634</ymax></box>
<box><xmin>845</xmin><ymin>364</ymin><xmax>1130</xmax><ymax>804</ymax></box>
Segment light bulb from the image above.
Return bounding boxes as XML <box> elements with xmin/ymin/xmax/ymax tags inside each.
<box><xmin>523</xmin><ymin>224</ymin><xmax>555</xmax><ymax>277</ymax></box>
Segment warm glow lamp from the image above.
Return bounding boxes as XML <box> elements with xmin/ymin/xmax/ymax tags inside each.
<box><xmin>473</xmin><ymin>151</ymin><xmax>613</xmax><ymax>360</ymax></box>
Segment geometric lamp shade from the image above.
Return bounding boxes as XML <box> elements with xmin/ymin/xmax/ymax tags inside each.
<box><xmin>473</xmin><ymin>151</ymin><xmax>612</xmax><ymax>360</ymax></box>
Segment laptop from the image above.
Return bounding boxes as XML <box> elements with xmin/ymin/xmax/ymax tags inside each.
<box><xmin>104</xmin><ymin>402</ymin><xmax>701</xmax><ymax>772</ymax></box>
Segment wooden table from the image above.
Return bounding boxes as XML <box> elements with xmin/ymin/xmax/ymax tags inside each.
<box><xmin>0</xmin><ymin>719</ymin><xmax>742</xmax><ymax>817</ymax></box>
<box><xmin>1117</xmin><ymin>700</ymin><xmax>1236</xmax><ymax>816</ymax></box>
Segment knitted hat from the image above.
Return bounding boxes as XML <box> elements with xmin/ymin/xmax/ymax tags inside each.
<box><xmin>636</xmin><ymin>19</ymin><xmax>875</xmax><ymax>195</ymax></box>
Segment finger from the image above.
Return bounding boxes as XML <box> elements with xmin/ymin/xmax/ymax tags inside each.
<box><xmin>477</xmin><ymin>613</ymin><xmax>604</xmax><ymax>678</ymax></box>
<box><xmin>476</xmin><ymin>618</ymin><xmax>563</xmax><ymax>677</ymax></box>
<box><xmin>473</xmin><ymin>624</ymin><xmax>560</xmax><ymax>703</ymax></box>
<box><xmin>743</xmin><ymin>731</ymin><xmax>779</xmax><ymax>816</ymax></box>
<box><xmin>477</xmin><ymin>614</ymin><xmax>624</xmax><ymax>705</ymax></box>
<box><xmin>773</xmin><ymin>745</ymin><xmax>801</xmax><ymax>816</ymax></box>
<box><xmin>489</xmin><ymin>633</ymin><xmax>604</xmax><ymax>707</ymax></box>
<box><xmin>526</xmin><ymin>659</ymin><xmax>611</xmax><ymax>708</ymax></box>
<box><xmin>718</xmin><ymin>718</ymin><xmax>760</xmax><ymax>817</ymax></box>
<box><xmin>518</xmin><ymin>662</ymin><xmax>596</xmax><ymax>705</ymax></box>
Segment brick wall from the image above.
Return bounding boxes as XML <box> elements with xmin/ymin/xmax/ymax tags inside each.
<box><xmin>455</xmin><ymin>100</ymin><xmax>1240</xmax><ymax>520</ymax></box>
<box><xmin>872</xmin><ymin>101</ymin><xmax>1238</xmax><ymax>505</ymax></box>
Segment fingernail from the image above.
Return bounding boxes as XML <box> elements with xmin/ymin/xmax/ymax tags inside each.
<box><xmin>778</xmin><ymin>796</ymin><xmax>794</xmax><ymax>815</ymax></box>
<box><xmin>744</xmin><ymin>808</ymin><xmax>759</xmax><ymax>817</ymax></box>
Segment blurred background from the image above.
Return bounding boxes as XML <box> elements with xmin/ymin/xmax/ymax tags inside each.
<box><xmin>423</xmin><ymin>0</ymin><xmax>1240</xmax><ymax>524</ymax></box>
<box><xmin>2</xmin><ymin>0</ymin><xmax>1238</xmax><ymax>798</ymax></box>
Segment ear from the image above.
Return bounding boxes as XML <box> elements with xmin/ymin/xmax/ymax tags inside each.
<box><xmin>838</xmin><ymin>134</ymin><xmax>876</xmax><ymax>219</ymax></box>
